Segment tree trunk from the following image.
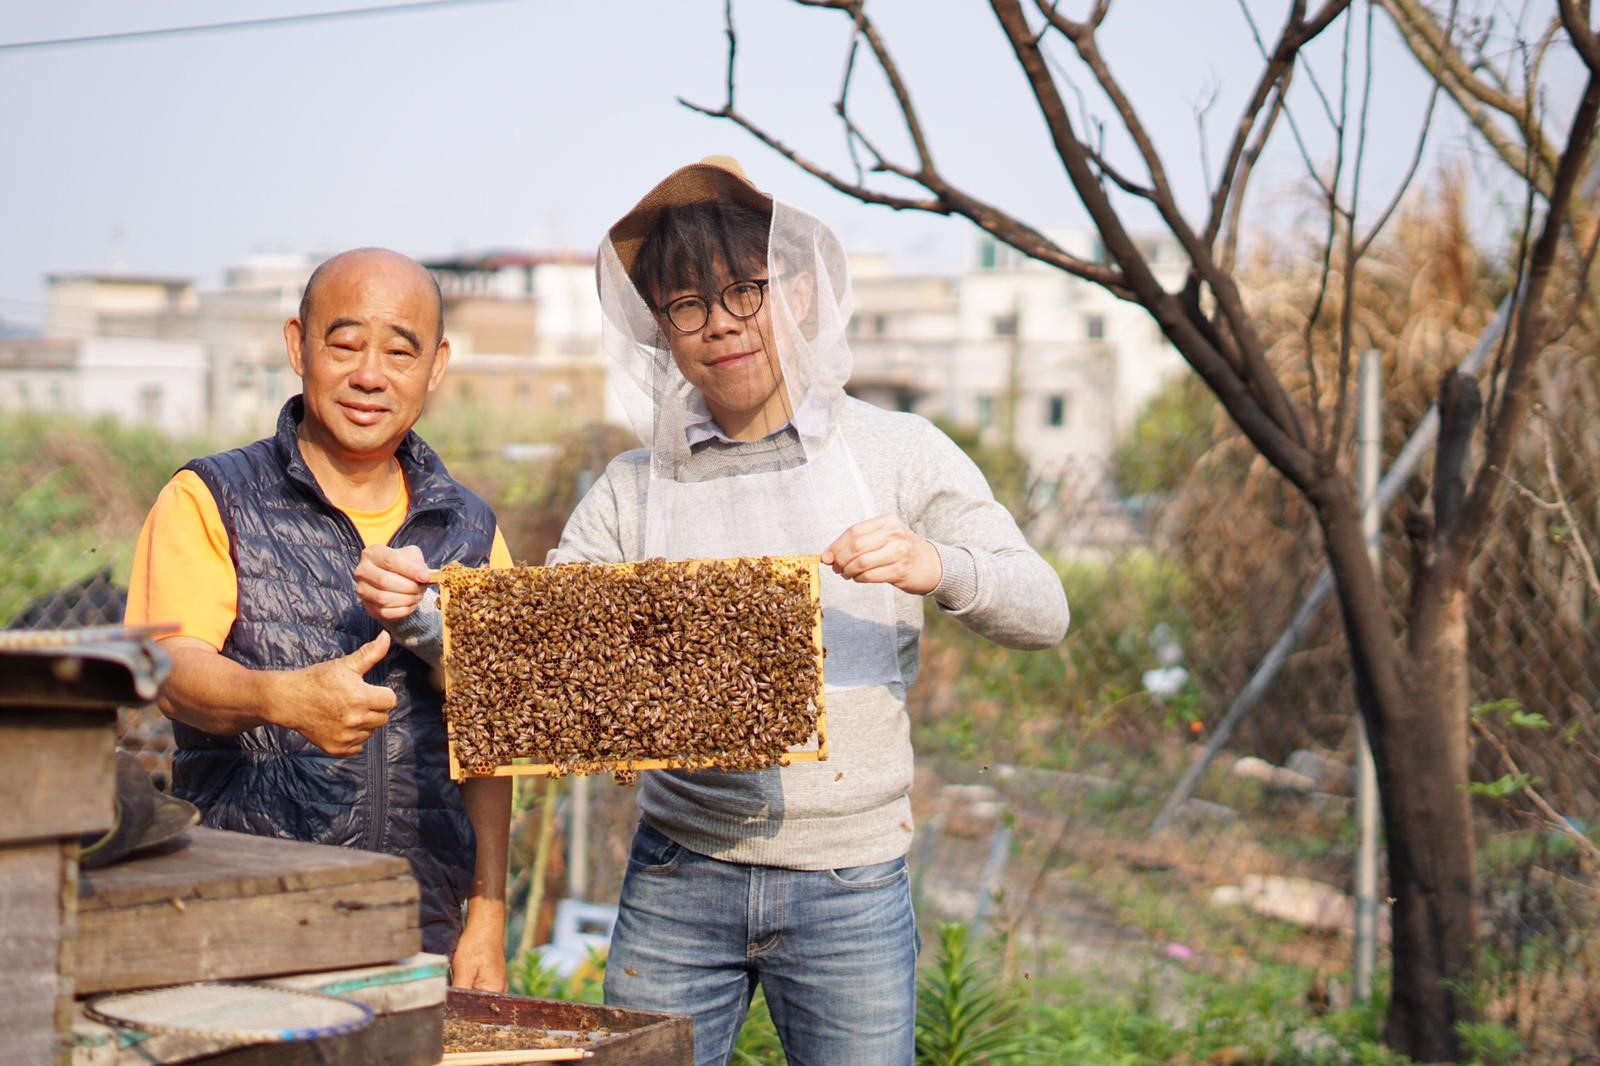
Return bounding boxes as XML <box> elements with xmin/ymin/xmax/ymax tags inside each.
<box><xmin>1312</xmin><ymin>481</ymin><xmax>1477</xmax><ymax>1061</ymax></box>
<box><xmin>1385</xmin><ymin>571</ymin><xmax>1477</xmax><ymax>1060</ymax></box>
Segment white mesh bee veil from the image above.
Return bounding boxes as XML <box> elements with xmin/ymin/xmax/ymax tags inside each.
<box><xmin>595</xmin><ymin>159</ymin><xmax>901</xmax><ymax>691</ymax></box>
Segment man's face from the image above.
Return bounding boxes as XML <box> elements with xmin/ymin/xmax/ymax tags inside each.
<box><xmin>660</xmin><ymin>266</ymin><xmax>811</xmax><ymax>440</ymax></box>
<box><xmin>285</xmin><ymin>254</ymin><xmax>448</xmax><ymax>464</ymax></box>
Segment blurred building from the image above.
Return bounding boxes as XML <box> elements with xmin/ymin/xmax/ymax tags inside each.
<box><xmin>848</xmin><ymin>232</ymin><xmax>1187</xmax><ymax>476</ymax></box>
<box><xmin>420</xmin><ymin>251</ymin><xmax>610</xmax><ymax>436</ymax></box>
<box><xmin>0</xmin><ymin>274</ymin><xmax>207</xmax><ymax>433</ymax></box>
<box><xmin>0</xmin><ymin>334</ymin><xmax>208</xmax><ymax>434</ymax></box>
<box><xmin>2</xmin><ymin>250</ymin><xmax>613</xmax><ymax>442</ymax></box>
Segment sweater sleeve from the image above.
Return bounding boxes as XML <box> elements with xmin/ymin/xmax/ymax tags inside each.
<box><xmin>545</xmin><ymin>451</ymin><xmax>646</xmax><ymax>566</ymax></box>
<box><xmin>902</xmin><ymin>419</ymin><xmax>1069</xmax><ymax>650</ymax></box>
<box><xmin>383</xmin><ymin>527</ymin><xmax>514</xmax><ymax>668</ymax></box>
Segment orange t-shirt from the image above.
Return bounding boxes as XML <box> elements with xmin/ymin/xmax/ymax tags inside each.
<box><xmin>125</xmin><ymin>469</ymin><xmax>512</xmax><ymax>650</ymax></box>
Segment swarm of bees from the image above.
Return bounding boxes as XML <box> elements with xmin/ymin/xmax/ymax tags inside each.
<box><xmin>437</xmin><ymin>556</ymin><xmax>826</xmax><ymax>779</ymax></box>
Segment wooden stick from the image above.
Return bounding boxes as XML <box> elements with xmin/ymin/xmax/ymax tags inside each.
<box><xmin>437</xmin><ymin>1049</ymin><xmax>591</xmax><ymax>1064</ymax></box>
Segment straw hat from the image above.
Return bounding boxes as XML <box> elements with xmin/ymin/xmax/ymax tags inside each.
<box><xmin>78</xmin><ymin>751</ymin><xmax>200</xmax><ymax>869</ymax></box>
<box><xmin>608</xmin><ymin>155</ymin><xmax>773</xmax><ymax>277</ymax></box>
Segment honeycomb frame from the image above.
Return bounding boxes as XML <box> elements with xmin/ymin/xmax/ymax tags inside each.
<box><xmin>436</xmin><ymin>556</ymin><xmax>828</xmax><ymax>780</ymax></box>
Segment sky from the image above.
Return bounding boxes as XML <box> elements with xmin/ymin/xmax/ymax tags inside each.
<box><xmin>0</xmin><ymin>1</ymin><xmax>1581</xmax><ymax>329</ymax></box>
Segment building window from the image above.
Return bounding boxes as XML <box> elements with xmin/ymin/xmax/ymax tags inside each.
<box><xmin>1046</xmin><ymin>394</ymin><xmax>1068</xmax><ymax>428</ymax></box>
<box><xmin>976</xmin><ymin>394</ymin><xmax>994</xmax><ymax>427</ymax></box>
<box><xmin>139</xmin><ymin>385</ymin><xmax>162</xmax><ymax>425</ymax></box>
<box><xmin>1086</xmin><ymin>315</ymin><xmax>1105</xmax><ymax>340</ymax></box>
<box><xmin>48</xmin><ymin>380</ymin><xmax>63</xmax><ymax>409</ymax></box>
<box><xmin>979</xmin><ymin>239</ymin><xmax>998</xmax><ymax>270</ymax></box>
<box><xmin>872</xmin><ymin>315</ymin><xmax>889</xmax><ymax>337</ymax></box>
<box><xmin>992</xmin><ymin>313</ymin><xmax>1018</xmax><ymax>337</ymax></box>
<box><xmin>1090</xmin><ymin>237</ymin><xmax>1107</xmax><ymax>265</ymax></box>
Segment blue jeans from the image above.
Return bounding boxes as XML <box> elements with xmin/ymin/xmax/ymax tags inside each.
<box><xmin>603</xmin><ymin>822</ymin><xmax>919</xmax><ymax>1066</ymax></box>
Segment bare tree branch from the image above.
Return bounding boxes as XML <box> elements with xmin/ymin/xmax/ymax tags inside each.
<box><xmin>1015</xmin><ymin>0</ymin><xmax>1322</xmax><ymax>459</ymax></box>
<box><xmin>795</xmin><ymin>0</ymin><xmax>937</xmax><ymax>174</ymax></box>
<box><xmin>1558</xmin><ymin>0</ymin><xmax>1600</xmax><ymax>71</ymax></box>
<box><xmin>1450</xmin><ymin>66</ymin><xmax>1600</xmax><ymax>556</ymax></box>
<box><xmin>1353</xmin><ymin>0</ymin><xmax>1455</xmax><ymax>257</ymax></box>
<box><xmin>1220</xmin><ymin>80</ymin><xmax>1290</xmax><ymax>272</ymax></box>
<box><xmin>1502</xmin><ymin>405</ymin><xmax>1600</xmax><ymax>600</ymax></box>
<box><xmin>1327</xmin><ymin>0</ymin><xmax>1378</xmax><ymax>471</ymax></box>
<box><xmin>1380</xmin><ymin>0</ymin><xmax>1560</xmax><ymax>194</ymax></box>
<box><xmin>1204</xmin><ymin>17</ymin><xmax>1308</xmax><ymax>250</ymax></box>
<box><xmin>680</xmin><ymin>2</ymin><xmax>1134</xmax><ymax>294</ymax></box>
<box><xmin>1232</xmin><ymin>0</ymin><xmax>1343</xmax><ymax>204</ymax></box>
<box><xmin>1193</xmin><ymin>74</ymin><xmax>1221</xmax><ymax>193</ymax></box>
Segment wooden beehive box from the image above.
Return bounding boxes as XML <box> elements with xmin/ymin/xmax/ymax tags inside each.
<box><xmin>75</xmin><ymin>828</ymin><xmax>421</xmax><ymax>995</ymax></box>
<box><xmin>1</xmin><ymin>632</ymin><xmax>161</xmax><ymax>1066</ymax></box>
<box><xmin>437</xmin><ymin>556</ymin><xmax>827</xmax><ymax>780</ymax></box>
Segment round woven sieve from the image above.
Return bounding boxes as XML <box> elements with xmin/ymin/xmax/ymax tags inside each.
<box><xmin>86</xmin><ymin>982</ymin><xmax>375</xmax><ymax>1042</ymax></box>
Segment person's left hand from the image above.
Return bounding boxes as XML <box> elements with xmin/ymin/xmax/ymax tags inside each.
<box><xmin>821</xmin><ymin>514</ymin><xmax>943</xmax><ymax>596</ymax></box>
<box><xmin>449</xmin><ymin>914</ymin><xmax>508</xmax><ymax>992</ymax></box>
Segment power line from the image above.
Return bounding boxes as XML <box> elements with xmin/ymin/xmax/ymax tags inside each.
<box><xmin>0</xmin><ymin>0</ymin><xmax>518</xmax><ymax>53</ymax></box>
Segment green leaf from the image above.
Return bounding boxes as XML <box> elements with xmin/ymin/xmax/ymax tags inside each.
<box><xmin>1470</xmin><ymin>698</ymin><xmax>1522</xmax><ymax>720</ymax></box>
<box><xmin>1466</xmin><ymin>772</ymin><xmax>1537</xmax><ymax>799</ymax></box>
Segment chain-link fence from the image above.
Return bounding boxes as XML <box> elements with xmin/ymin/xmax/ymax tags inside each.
<box><xmin>5</xmin><ymin>358</ymin><xmax>1596</xmax><ymax>1057</ymax></box>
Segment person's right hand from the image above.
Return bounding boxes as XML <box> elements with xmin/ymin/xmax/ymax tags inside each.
<box><xmin>275</xmin><ymin>632</ymin><xmax>398</xmax><ymax>756</ymax></box>
<box><xmin>355</xmin><ymin>544</ymin><xmax>434</xmax><ymax>622</ymax></box>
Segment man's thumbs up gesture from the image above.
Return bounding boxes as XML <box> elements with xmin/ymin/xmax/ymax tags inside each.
<box><xmin>276</xmin><ymin>631</ymin><xmax>399</xmax><ymax>756</ymax></box>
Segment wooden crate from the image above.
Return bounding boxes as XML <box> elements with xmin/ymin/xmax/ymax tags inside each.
<box><xmin>439</xmin><ymin>556</ymin><xmax>827</xmax><ymax>780</ymax></box>
<box><xmin>75</xmin><ymin>828</ymin><xmax>420</xmax><ymax>994</ymax></box>
<box><xmin>447</xmin><ymin>988</ymin><xmax>693</xmax><ymax>1065</ymax></box>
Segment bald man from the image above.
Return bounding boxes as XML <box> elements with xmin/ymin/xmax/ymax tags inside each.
<box><xmin>125</xmin><ymin>248</ymin><xmax>512</xmax><ymax>989</ymax></box>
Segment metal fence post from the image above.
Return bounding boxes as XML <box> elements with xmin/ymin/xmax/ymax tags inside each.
<box><xmin>1354</xmin><ymin>351</ymin><xmax>1381</xmax><ymax>1001</ymax></box>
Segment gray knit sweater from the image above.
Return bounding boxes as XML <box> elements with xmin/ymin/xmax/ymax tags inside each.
<box><xmin>546</xmin><ymin>398</ymin><xmax>1069</xmax><ymax>870</ymax></box>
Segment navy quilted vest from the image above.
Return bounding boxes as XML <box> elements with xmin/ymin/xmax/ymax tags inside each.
<box><xmin>170</xmin><ymin>396</ymin><xmax>497</xmax><ymax>956</ymax></box>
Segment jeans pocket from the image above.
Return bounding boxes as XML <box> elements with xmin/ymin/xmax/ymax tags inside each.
<box><xmin>826</xmin><ymin>855</ymin><xmax>908</xmax><ymax>891</ymax></box>
<box><xmin>627</xmin><ymin>822</ymin><xmax>683</xmax><ymax>874</ymax></box>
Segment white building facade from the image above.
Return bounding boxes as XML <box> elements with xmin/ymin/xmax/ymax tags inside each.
<box><xmin>848</xmin><ymin>232</ymin><xmax>1187</xmax><ymax>480</ymax></box>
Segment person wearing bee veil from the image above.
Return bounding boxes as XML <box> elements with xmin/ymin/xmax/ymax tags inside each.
<box><xmin>543</xmin><ymin>156</ymin><xmax>1070</xmax><ymax>1065</ymax></box>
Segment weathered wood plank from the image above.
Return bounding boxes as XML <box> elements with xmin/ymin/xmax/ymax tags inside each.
<box><xmin>75</xmin><ymin>875</ymin><xmax>420</xmax><ymax>993</ymax></box>
<box><xmin>79</xmin><ymin>827</ymin><xmax>411</xmax><ymax>911</ymax></box>
<box><xmin>0</xmin><ymin>710</ymin><xmax>116</xmax><ymax>844</ymax></box>
<box><xmin>0</xmin><ymin>841</ymin><xmax>73</xmax><ymax>1064</ymax></box>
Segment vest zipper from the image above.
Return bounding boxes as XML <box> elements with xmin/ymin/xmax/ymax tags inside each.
<box><xmin>340</xmin><ymin>499</ymin><xmax>452</xmax><ymax>857</ymax></box>
<box><xmin>370</xmin><ymin>502</ymin><xmax>449</xmax><ymax>856</ymax></box>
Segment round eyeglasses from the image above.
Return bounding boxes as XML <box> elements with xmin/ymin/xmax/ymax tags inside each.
<box><xmin>660</xmin><ymin>279</ymin><xmax>771</xmax><ymax>334</ymax></box>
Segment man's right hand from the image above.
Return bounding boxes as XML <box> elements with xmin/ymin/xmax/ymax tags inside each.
<box><xmin>274</xmin><ymin>632</ymin><xmax>398</xmax><ymax>756</ymax></box>
<box><xmin>355</xmin><ymin>544</ymin><xmax>434</xmax><ymax>622</ymax></box>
